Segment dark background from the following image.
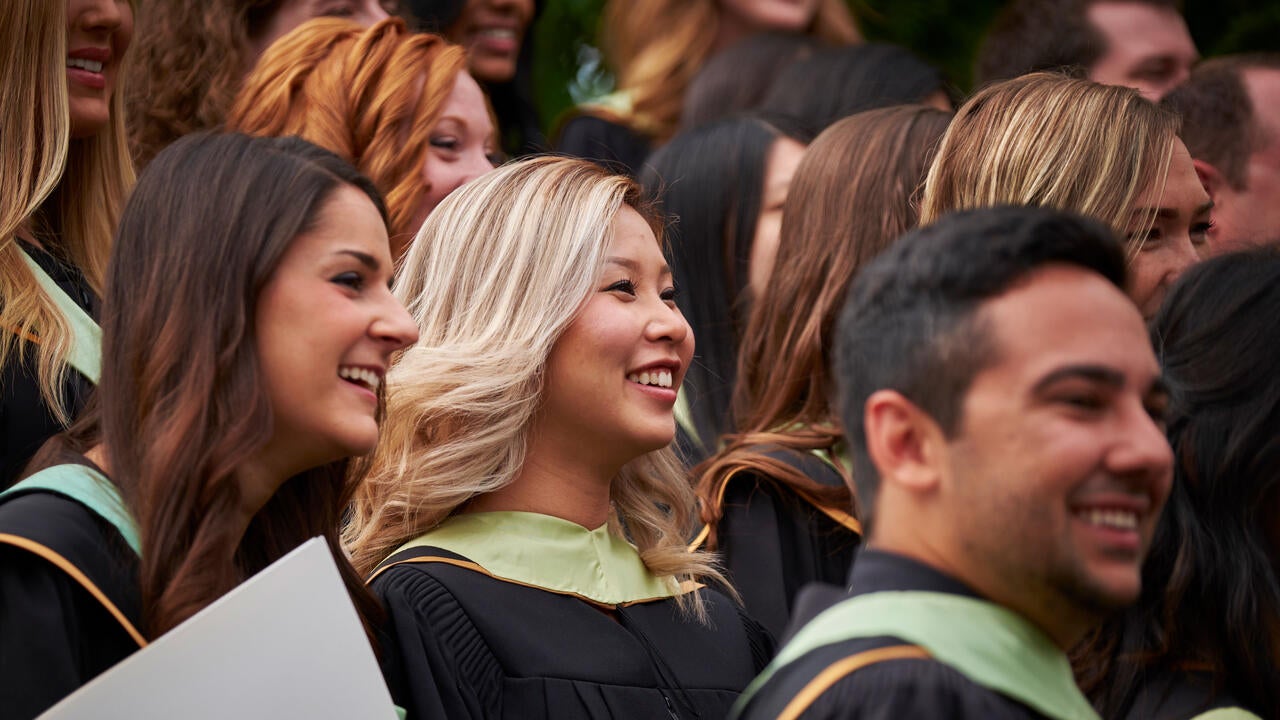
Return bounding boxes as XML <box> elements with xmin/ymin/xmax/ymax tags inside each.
<box><xmin>530</xmin><ymin>0</ymin><xmax>1280</xmax><ymax>132</ymax></box>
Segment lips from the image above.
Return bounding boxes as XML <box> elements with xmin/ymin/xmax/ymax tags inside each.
<box><xmin>67</xmin><ymin>47</ymin><xmax>112</xmax><ymax>90</ymax></box>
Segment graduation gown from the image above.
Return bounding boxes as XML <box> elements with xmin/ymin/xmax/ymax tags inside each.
<box><xmin>691</xmin><ymin>447</ymin><xmax>861</xmax><ymax>639</ymax></box>
<box><xmin>369</xmin><ymin>511</ymin><xmax>774</xmax><ymax>719</ymax></box>
<box><xmin>732</xmin><ymin>550</ymin><xmax>1101</xmax><ymax>720</ymax></box>
<box><xmin>0</xmin><ymin>464</ymin><xmax>144</xmax><ymax>719</ymax></box>
<box><xmin>1118</xmin><ymin>669</ymin><xmax>1262</xmax><ymax>720</ymax></box>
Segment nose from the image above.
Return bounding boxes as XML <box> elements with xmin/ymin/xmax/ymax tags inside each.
<box><xmin>643</xmin><ymin>297</ymin><xmax>691</xmax><ymax>348</ymax></box>
<box><xmin>83</xmin><ymin>0</ymin><xmax>124</xmax><ymax>30</ymax></box>
<box><xmin>1107</xmin><ymin>401</ymin><xmax>1174</xmax><ymax>498</ymax></box>
<box><xmin>465</xmin><ymin>147</ymin><xmax>496</xmax><ymax>183</ymax></box>
<box><xmin>373</xmin><ymin>292</ymin><xmax>420</xmax><ymax>352</ymax></box>
<box><xmin>359</xmin><ymin>0</ymin><xmax>393</xmax><ymax>27</ymax></box>
<box><xmin>1164</xmin><ymin>235</ymin><xmax>1202</xmax><ymax>288</ymax></box>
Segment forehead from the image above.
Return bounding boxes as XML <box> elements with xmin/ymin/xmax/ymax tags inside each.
<box><xmin>284</xmin><ymin>185</ymin><xmax>388</xmax><ymax>259</ymax></box>
<box><xmin>1243</xmin><ymin>69</ymin><xmax>1280</xmax><ymax>142</ymax></box>
<box><xmin>973</xmin><ymin>265</ymin><xmax>1157</xmax><ymax>385</ymax></box>
<box><xmin>1130</xmin><ymin>139</ymin><xmax>1207</xmax><ymax>210</ymax></box>
<box><xmin>1087</xmin><ymin>1</ymin><xmax>1195</xmax><ymax>58</ymax></box>
<box><xmin>606</xmin><ymin>206</ymin><xmax>664</xmax><ymax>263</ymax></box>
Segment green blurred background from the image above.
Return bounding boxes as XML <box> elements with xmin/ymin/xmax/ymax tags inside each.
<box><xmin>530</xmin><ymin>0</ymin><xmax>1280</xmax><ymax>132</ymax></box>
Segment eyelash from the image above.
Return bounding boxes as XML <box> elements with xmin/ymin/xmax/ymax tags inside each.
<box><xmin>332</xmin><ymin>271</ymin><xmax>364</xmax><ymax>290</ymax></box>
<box><xmin>1190</xmin><ymin>220</ymin><xmax>1215</xmax><ymax>244</ymax></box>
<box><xmin>430</xmin><ymin>137</ymin><xmax>458</xmax><ymax>151</ymax></box>
<box><xmin>605</xmin><ymin>279</ymin><xmax>679</xmax><ymax>302</ymax></box>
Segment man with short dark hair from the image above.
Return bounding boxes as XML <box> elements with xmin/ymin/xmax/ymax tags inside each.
<box><xmin>1162</xmin><ymin>54</ymin><xmax>1280</xmax><ymax>255</ymax></box>
<box><xmin>976</xmin><ymin>0</ymin><xmax>1197</xmax><ymax>100</ymax></box>
<box><xmin>733</xmin><ymin>207</ymin><xmax>1174</xmax><ymax>719</ymax></box>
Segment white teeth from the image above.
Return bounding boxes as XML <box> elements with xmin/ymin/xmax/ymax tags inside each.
<box><xmin>67</xmin><ymin>58</ymin><xmax>104</xmax><ymax>73</ymax></box>
<box><xmin>1081</xmin><ymin>509</ymin><xmax>1138</xmax><ymax>530</ymax></box>
<box><xmin>339</xmin><ymin>366</ymin><xmax>380</xmax><ymax>391</ymax></box>
<box><xmin>627</xmin><ymin>370</ymin><xmax>674</xmax><ymax>388</ymax></box>
<box><xmin>477</xmin><ymin>28</ymin><xmax>516</xmax><ymax>39</ymax></box>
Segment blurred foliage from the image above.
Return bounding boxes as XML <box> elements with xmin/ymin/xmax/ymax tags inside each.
<box><xmin>530</xmin><ymin>0</ymin><xmax>1280</xmax><ymax>134</ymax></box>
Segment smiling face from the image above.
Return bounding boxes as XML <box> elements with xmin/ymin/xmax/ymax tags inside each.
<box><xmin>408</xmin><ymin>71</ymin><xmax>496</xmax><ymax>243</ymax></box>
<box><xmin>718</xmin><ymin>0</ymin><xmax>821</xmax><ymax>33</ymax></box>
<box><xmin>444</xmin><ymin>0</ymin><xmax>534</xmax><ymax>84</ymax></box>
<box><xmin>1125</xmin><ymin>139</ymin><xmax>1212</xmax><ymax>318</ymax></box>
<box><xmin>255</xmin><ymin>185</ymin><xmax>419</xmax><ymax>473</ymax></box>
<box><xmin>939</xmin><ymin>265</ymin><xmax>1172</xmax><ymax>637</ymax></box>
<box><xmin>1086</xmin><ymin>1</ymin><xmax>1198</xmax><ymax>101</ymax></box>
<box><xmin>1204</xmin><ymin>69</ymin><xmax>1280</xmax><ymax>256</ymax></box>
<box><xmin>748</xmin><ymin>136</ymin><xmax>806</xmax><ymax>299</ymax></box>
<box><xmin>249</xmin><ymin>0</ymin><xmax>392</xmax><ymax>60</ymax></box>
<box><xmin>66</xmin><ymin>0</ymin><xmax>133</xmax><ymax>138</ymax></box>
<box><xmin>537</xmin><ymin>206</ymin><xmax>695</xmax><ymax>468</ymax></box>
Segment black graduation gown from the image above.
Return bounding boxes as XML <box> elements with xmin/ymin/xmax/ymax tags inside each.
<box><xmin>0</xmin><ymin>242</ymin><xmax>99</xmax><ymax>489</ymax></box>
<box><xmin>0</xmin><ymin>486</ymin><xmax>143</xmax><ymax>719</ymax></box>
<box><xmin>555</xmin><ymin>113</ymin><xmax>653</xmax><ymax>179</ymax></box>
<box><xmin>696</xmin><ymin>448</ymin><xmax>861</xmax><ymax>640</ymax></box>
<box><xmin>1119</xmin><ymin>668</ymin><xmax>1258</xmax><ymax>719</ymax></box>
<box><xmin>734</xmin><ymin>551</ymin><xmax>1082</xmax><ymax>720</ymax></box>
<box><xmin>371</xmin><ymin>545</ymin><xmax>774</xmax><ymax>720</ymax></box>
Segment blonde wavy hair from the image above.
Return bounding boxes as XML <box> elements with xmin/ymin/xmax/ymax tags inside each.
<box><xmin>226</xmin><ymin>18</ymin><xmax>467</xmax><ymax>256</ymax></box>
<box><xmin>920</xmin><ymin>72</ymin><xmax>1180</xmax><ymax>258</ymax></box>
<box><xmin>1</xmin><ymin>0</ymin><xmax>134</xmax><ymax>421</ymax></box>
<box><xmin>600</xmin><ymin>0</ymin><xmax>860</xmax><ymax>142</ymax></box>
<box><xmin>345</xmin><ymin>156</ymin><xmax>724</xmax><ymax>613</ymax></box>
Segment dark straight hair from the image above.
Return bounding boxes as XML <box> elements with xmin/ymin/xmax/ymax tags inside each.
<box><xmin>35</xmin><ymin>132</ymin><xmax>388</xmax><ymax>641</ymax></box>
<box><xmin>1074</xmin><ymin>248</ymin><xmax>1280</xmax><ymax>719</ymax></box>
<box><xmin>640</xmin><ymin>115</ymin><xmax>803</xmax><ymax>460</ymax></box>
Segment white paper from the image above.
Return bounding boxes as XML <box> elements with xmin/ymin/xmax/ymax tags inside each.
<box><xmin>38</xmin><ymin>537</ymin><xmax>399</xmax><ymax>719</ymax></box>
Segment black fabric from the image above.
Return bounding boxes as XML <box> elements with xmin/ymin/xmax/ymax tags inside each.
<box><xmin>1</xmin><ymin>241</ymin><xmax>99</xmax><ymax>489</ymax></box>
<box><xmin>372</xmin><ymin>546</ymin><xmax>773</xmax><ymax>719</ymax></box>
<box><xmin>715</xmin><ymin>448</ymin><xmax>860</xmax><ymax>639</ymax></box>
<box><xmin>1121</xmin><ymin>668</ymin><xmax>1251</xmax><ymax>720</ymax></box>
<box><xmin>735</xmin><ymin>550</ymin><xmax>1049</xmax><ymax>719</ymax></box>
<box><xmin>555</xmin><ymin>114</ymin><xmax>653</xmax><ymax>179</ymax></box>
<box><xmin>0</xmin><ymin>489</ymin><xmax>141</xmax><ymax>719</ymax></box>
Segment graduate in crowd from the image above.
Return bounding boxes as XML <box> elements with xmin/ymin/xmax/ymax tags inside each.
<box><xmin>679</xmin><ymin>31</ymin><xmax>821</xmax><ymax>132</ymax></box>
<box><xmin>0</xmin><ymin>133</ymin><xmax>417</xmax><ymax>719</ymax></box>
<box><xmin>692</xmin><ymin>106</ymin><xmax>952</xmax><ymax>639</ymax></box>
<box><xmin>1073</xmin><ymin>249</ymin><xmax>1280</xmax><ymax>720</ymax></box>
<box><xmin>735</xmin><ymin>207</ymin><xmax>1174</xmax><ymax>719</ymax></box>
<box><xmin>921</xmin><ymin>72</ymin><xmax>1211</xmax><ymax>319</ymax></box>
<box><xmin>125</xmin><ymin>0</ymin><xmax>392</xmax><ymax>168</ymax></box>
<box><xmin>1161</xmin><ymin>53</ymin><xmax>1280</xmax><ymax>256</ymax></box>
<box><xmin>0</xmin><ymin>0</ymin><xmax>134</xmax><ymax>489</ymax></box>
<box><xmin>228</xmin><ymin>18</ymin><xmax>496</xmax><ymax>260</ymax></box>
<box><xmin>556</xmin><ymin>0</ymin><xmax>857</xmax><ymax>176</ymax></box>
<box><xmin>759</xmin><ymin>43</ymin><xmax>952</xmax><ymax>137</ymax></box>
<box><xmin>396</xmin><ymin>0</ymin><xmax>545</xmax><ymax>157</ymax></box>
<box><xmin>346</xmin><ymin>156</ymin><xmax>773</xmax><ymax>720</ymax></box>
<box><xmin>640</xmin><ymin>115</ymin><xmax>807</xmax><ymax>464</ymax></box>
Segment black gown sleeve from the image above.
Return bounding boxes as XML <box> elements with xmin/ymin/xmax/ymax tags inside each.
<box><xmin>372</xmin><ymin>565</ymin><xmax>502</xmax><ymax>720</ymax></box>
<box><xmin>0</xmin><ymin>546</ymin><xmax>99</xmax><ymax>719</ymax></box>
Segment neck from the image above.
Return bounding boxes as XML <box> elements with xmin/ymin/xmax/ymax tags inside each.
<box><xmin>466</xmin><ymin>430</ymin><xmax>618</xmax><ymax>530</ymax></box>
<box><xmin>224</xmin><ymin>452</ymin><xmax>296</xmax><ymax>554</ymax></box>
<box><xmin>712</xmin><ymin>14</ymin><xmax>753</xmax><ymax>54</ymax></box>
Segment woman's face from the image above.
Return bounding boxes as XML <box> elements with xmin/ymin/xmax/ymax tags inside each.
<box><xmin>538</xmin><ymin>207</ymin><xmax>695</xmax><ymax>465</ymax></box>
<box><xmin>718</xmin><ymin>0</ymin><xmax>821</xmax><ymax>33</ymax></box>
<box><xmin>1125</xmin><ymin>139</ymin><xmax>1213</xmax><ymax>318</ymax></box>
<box><xmin>445</xmin><ymin>0</ymin><xmax>535</xmax><ymax>84</ymax></box>
<box><xmin>748</xmin><ymin>137</ymin><xmax>806</xmax><ymax>299</ymax></box>
<box><xmin>255</xmin><ymin>185</ymin><xmax>419</xmax><ymax>472</ymax></box>
<box><xmin>249</xmin><ymin>0</ymin><xmax>392</xmax><ymax>60</ymax></box>
<box><xmin>408</xmin><ymin>71</ymin><xmax>497</xmax><ymax>244</ymax></box>
<box><xmin>66</xmin><ymin>0</ymin><xmax>133</xmax><ymax>138</ymax></box>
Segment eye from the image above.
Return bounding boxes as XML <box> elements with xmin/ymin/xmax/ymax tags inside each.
<box><xmin>319</xmin><ymin>2</ymin><xmax>356</xmax><ymax>17</ymax></box>
<box><xmin>430</xmin><ymin>136</ymin><xmax>459</xmax><ymax>151</ymax></box>
<box><xmin>486</xmin><ymin>150</ymin><xmax>506</xmax><ymax>166</ymax></box>
<box><xmin>605</xmin><ymin>279</ymin><xmax>637</xmax><ymax>296</ymax></box>
<box><xmin>332</xmin><ymin>271</ymin><xmax>364</xmax><ymax>290</ymax></box>
<box><xmin>1190</xmin><ymin>220</ymin><xmax>1214</xmax><ymax>246</ymax></box>
<box><xmin>1057</xmin><ymin>392</ymin><xmax>1106</xmax><ymax>412</ymax></box>
<box><xmin>660</xmin><ymin>286</ymin><xmax>678</xmax><ymax>304</ymax></box>
<box><xmin>1128</xmin><ymin>227</ymin><xmax>1163</xmax><ymax>250</ymax></box>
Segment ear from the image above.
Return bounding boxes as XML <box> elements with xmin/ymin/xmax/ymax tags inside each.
<box><xmin>1192</xmin><ymin>158</ymin><xmax>1224</xmax><ymax>199</ymax></box>
<box><xmin>864</xmin><ymin>389</ymin><xmax>947</xmax><ymax>496</ymax></box>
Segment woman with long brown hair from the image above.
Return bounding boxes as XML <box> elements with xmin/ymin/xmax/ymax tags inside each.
<box><xmin>0</xmin><ymin>132</ymin><xmax>417</xmax><ymax>719</ymax></box>
<box><xmin>228</xmin><ymin>17</ymin><xmax>497</xmax><ymax>258</ymax></box>
<box><xmin>692</xmin><ymin>106</ymin><xmax>952</xmax><ymax>638</ymax></box>
<box><xmin>1</xmin><ymin>0</ymin><xmax>135</xmax><ymax>488</ymax></box>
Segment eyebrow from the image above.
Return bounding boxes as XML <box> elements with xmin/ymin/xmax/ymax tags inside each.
<box><xmin>337</xmin><ymin>250</ymin><xmax>380</xmax><ymax>271</ymax></box>
<box><xmin>1032</xmin><ymin>364</ymin><xmax>1169</xmax><ymax>399</ymax></box>
<box><xmin>607</xmin><ymin>256</ymin><xmax>671</xmax><ymax>276</ymax></box>
<box><xmin>1131</xmin><ymin>200</ymin><xmax>1214</xmax><ymax>220</ymax></box>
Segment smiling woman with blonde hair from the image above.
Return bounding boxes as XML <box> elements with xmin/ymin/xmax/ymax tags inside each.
<box><xmin>920</xmin><ymin>72</ymin><xmax>1211</xmax><ymax>317</ymax></box>
<box><xmin>346</xmin><ymin>156</ymin><xmax>771</xmax><ymax>719</ymax></box>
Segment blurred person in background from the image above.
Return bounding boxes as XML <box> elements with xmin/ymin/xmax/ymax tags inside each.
<box><xmin>680</xmin><ymin>32</ymin><xmax>821</xmax><ymax>132</ymax></box>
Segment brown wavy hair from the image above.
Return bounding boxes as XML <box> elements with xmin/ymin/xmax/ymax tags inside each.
<box><xmin>227</xmin><ymin>18</ymin><xmax>468</xmax><ymax>257</ymax></box>
<box><xmin>36</xmin><ymin>132</ymin><xmax>389</xmax><ymax>640</ymax></box>
<box><xmin>126</xmin><ymin>0</ymin><xmax>283</xmax><ymax>169</ymax></box>
<box><xmin>695</xmin><ymin>106</ymin><xmax>952</xmax><ymax>547</ymax></box>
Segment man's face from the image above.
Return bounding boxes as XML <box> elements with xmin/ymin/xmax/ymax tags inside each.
<box><xmin>939</xmin><ymin>265</ymin><xmax>1173</xmax><ymax>634</ymax></box>
<box><xmin>1203</xmin><ymin>69</ymin><xmax>1280</xmax><ymax>256</ymax></box>
<box><xmin>1086</xmin><ymin>1</ymin><xmax>1198</xmax><ymax>100</ymax></box>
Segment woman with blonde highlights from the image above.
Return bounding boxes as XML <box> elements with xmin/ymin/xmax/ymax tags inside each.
<box><xmin>1</xmin><ymin>0</ymin><xmax>135</xmax><ymax>488</ymax></box>
<box><xmin>347</xmin><ymin>156</ymin><xmax>771</xmax><ymax>719</ymax></box>
<box><xmin>229</xmin><ymin>18</ymin><xmax>496</xmax><ymax>258</ymax></box>
<box><xmin>692</xmin><ymin>106</ymin><xmax>952</xmax><ymax>638</ymax></box>
<box><xmin>556</xmin><ymin>0</ymin><xmax>859</xmax><ymax>175</ymax></box>
<box><xmin>920</xmin><ymin>72</ymin><xmax>1211</xmax><ymax>317</ymax></box>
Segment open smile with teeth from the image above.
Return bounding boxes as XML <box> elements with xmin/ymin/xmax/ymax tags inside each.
<box><xmin>1077</xmin><ymin>508</ymin><xmax>1139</xmax><ymax>530</ymax></box>
<box><xmin>67</xmin><ymin>58</ymin><xmax>104</xmax><ymax>73</ymax></box>
<box><xmin>476</xmin><ymin>28</ymin><xmax>517</xmax><ymax>40</ymax></box>
<box><xmin>627</xmin><ymin>370</ymin><xmax>674</xmax><ymax>389</ymax></box>
<box><xmin>339</xmin><ymin>366</ymin><xmax>381</xmax><ymax>392</ymax></box>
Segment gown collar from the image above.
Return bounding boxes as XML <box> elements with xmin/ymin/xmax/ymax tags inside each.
<box><xmin>395</xmin><ymin>511</ymin><xmax>682</xmax><ymax>605</ymax></box>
